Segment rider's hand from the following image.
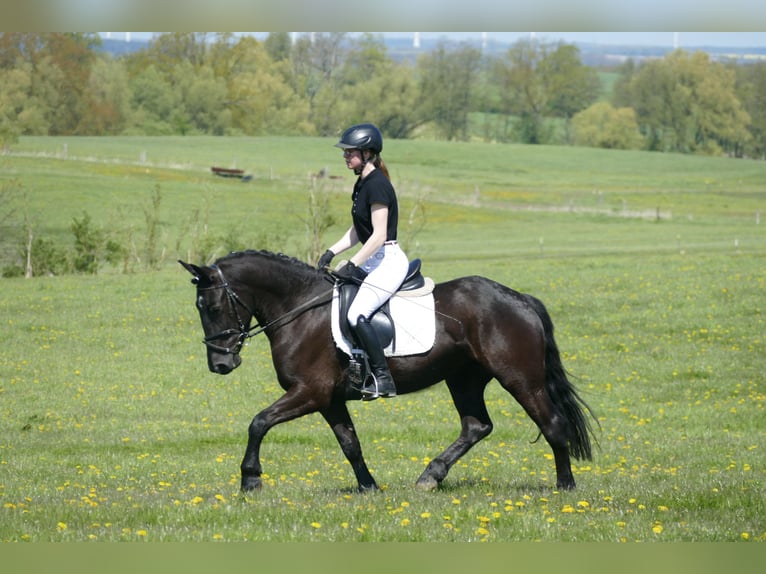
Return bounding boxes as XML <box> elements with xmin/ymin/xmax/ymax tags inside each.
<box><xmin>334</xmin><ymin>261</ymin><xmax>364</xmax><ymax>283</ymax></box>
<box><xmin>317</xmin><ymin>249</ymin><xmax>334</xmax><ymax>270</ymax></box>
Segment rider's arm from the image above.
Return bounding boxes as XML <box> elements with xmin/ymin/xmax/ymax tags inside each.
<box><xmin>328</xmin><ymin>225</ymin><xmax>359</xmax><ymax>257</ymax></box>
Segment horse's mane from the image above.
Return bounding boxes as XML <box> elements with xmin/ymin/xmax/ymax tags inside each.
<box><xmin>217</xmin><ymin>250</ymin><xmax>324</xmax><ymax>282</ymax></box>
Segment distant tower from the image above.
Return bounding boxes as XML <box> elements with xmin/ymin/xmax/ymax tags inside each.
<box><xmin>125</xmin><ymin>32</ymin><xmax>131</xmax><ymax>43</ymax></box>
<box><xmin>413</xmin><ymin>32</ymin><xmax>420</xmax><ymax>49</ymax></box>
<box><xmin>673</xmin><ymin>32</ymin><xmax>679</xmax><ymax>49</ymax></box>
<box><xmin>481</xmin><ymin>32</ymin><xmax>487</xmax><ymax>51</ymax></box>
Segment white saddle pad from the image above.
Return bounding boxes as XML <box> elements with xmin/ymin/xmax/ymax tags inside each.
<box><xmin>331</xmin><ymin>279</ymin><xmax>436</xmax><ymax>357</ymax></box>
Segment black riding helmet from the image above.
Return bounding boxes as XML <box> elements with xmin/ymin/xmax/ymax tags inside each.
<box><xmin>335</xmin><ymin>123</ymin><xmax>383</xmax><ymax>154</ymax></box>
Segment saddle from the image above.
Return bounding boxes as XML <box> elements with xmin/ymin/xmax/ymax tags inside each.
<box><xmin>337</xmin><ymin>258</ymin><xmax>426</xmax><ymax>353</ymax></box>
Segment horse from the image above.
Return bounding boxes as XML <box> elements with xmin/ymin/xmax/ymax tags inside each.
<box><xmin>179</xmin><ymin>250</ymin><xmax>596</xmax><ymax>492</ymax></box>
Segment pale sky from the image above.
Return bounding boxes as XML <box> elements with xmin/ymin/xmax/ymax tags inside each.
<box><xmin>9</xmin><ymin>1</ymin><xmax>765</xmax><ymax>33</ymax></box>
<box><xmin>115</xmin><ymin>32</ymin><xmax>766</xmax><ymax>48</ymax></box>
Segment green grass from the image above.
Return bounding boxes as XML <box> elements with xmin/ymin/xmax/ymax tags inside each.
<box><xmin>0</xmin><ymin>137</ymin><xmax>764</xmax><ymax>543</ymax></box>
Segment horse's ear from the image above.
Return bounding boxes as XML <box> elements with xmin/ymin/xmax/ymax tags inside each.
<box><xmin>178</xmin><ymin>260</ymin><xmax>203</xmax><ymax>285</ymax></box>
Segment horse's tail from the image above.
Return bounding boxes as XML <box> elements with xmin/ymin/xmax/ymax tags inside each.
<box><xmin>526</xmin><ymin>294</ymin><xmax>596</xmax><ymax>461</ymax></box>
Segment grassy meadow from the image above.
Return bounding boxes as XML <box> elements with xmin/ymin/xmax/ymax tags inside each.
<box><xmin>0</xmin><ymin>137</ymin><xmax>764</xmax><ymax>547</ymax></box>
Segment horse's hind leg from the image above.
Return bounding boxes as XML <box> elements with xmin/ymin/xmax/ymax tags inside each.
<box><xmin>416</xmin><ymin>370</ymin><xmax>493</xmax><ymax>490</ymax></box>
<box><xmin>499</xmin><ymin>375</ymin><xmax>576</xmax><ymax>490</ymax></box>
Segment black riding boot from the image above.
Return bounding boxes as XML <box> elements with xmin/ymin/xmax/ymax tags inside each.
<box><xmin>353</xmin><ymin>316</ymin><xmax>397</xmax><ymax>400</ymax></box>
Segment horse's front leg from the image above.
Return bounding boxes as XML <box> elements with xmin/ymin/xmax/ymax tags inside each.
<box><xmin>321</xmin><ymin>401</ymin><xmax>378</xmax><ymax>492</ymax></box>
<box><xmin>240</xmin><ymin>388</ymin><xmax>321</xmax><ymax>492</ymax></box>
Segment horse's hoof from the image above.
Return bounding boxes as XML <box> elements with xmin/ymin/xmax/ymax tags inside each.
<box><xmin>415</xmin><ymin>475</ymin><xmax>439</xmax><ymax>491</ymax></box>
<box><xmin>241</xmin><ymin>476</ymin><xmax>263</xmax><ymax>492</ymax></box>
<box><xmin>357</xmin><ymin>482</ymin><xmax>380</xmax><ymax>494</ymax></box>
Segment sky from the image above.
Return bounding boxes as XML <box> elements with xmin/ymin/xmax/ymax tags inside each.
<box><xmin>7</xmin><ymin>0</ymin><xmax>765</xmax><ymax>40</ymax></box>
<box><xmin>112</xmin><ymin>32</ymin><xmax>766</xmax><ymax>49</ymax></box>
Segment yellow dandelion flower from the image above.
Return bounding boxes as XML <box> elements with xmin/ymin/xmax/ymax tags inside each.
<box><xmin>561</xmin><ymin>504</ymin><xmax>575</xmax><ymax>513</ymax></box>
<box><xmin>401</xmin><ymin>518</ymin><xmax>411</xmax><ymax>526</ymax></box>
<box><xmin>652</xmin><ymin>523</ymin><xmax>663</xmax><ymax>534</ymax></box>
<box><xmin>476</xmin><ymin>527</ymin><xmax>489</xmax><ymax>536</ymax></box>
<box><xmin>137</xmin><ymin>530</ymin><xmax>147</xmax><ymax>537</ymax></box>
<box><xmin>191</xmin><ymin>496</ymin><xmax>204</xmax><ymax>505</ymax></box>
<box><xmin>310</xmin><ymin>522</ymin><xmax>321</xmax><ymax>529</ymax></box>
<box><xmin>57</xmin><ymin>522</ymin><xmax>67</xmax><ymax>532</ymax></box>
<box><xmin>215</xmin><ymin>494</ymin><xmax>227</xmax><ymax>503</ymax></box>
<box><xmin>420</xmin><ymin>512</ymin><xmax>431</xmax><ymax>519</ymax></box>
<box><xmin>741</xmin><ymin>532</ymin><xmax>750</xmax><ymax>541</ymax></box>
<box><xmin>213</xmin><ymin>533</ymin><xmax>223</xmax><ymax>540</ymax></box>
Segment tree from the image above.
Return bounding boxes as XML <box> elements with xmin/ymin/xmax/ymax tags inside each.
<box><xmin>127</xmin><ymin>64</ymin><xmax>180</xmax><ymax>134</ymax></box>
<box><xmin>490</xmin><ymin>39</ymin><xmax>548</xmax><ymax>144</ymax></box>
<box><xmin>490</xmin><ymin>39</ymin><xmax>600</xmax><ymax>144</ymax></box>
<box><xmin>225</xmin><ymin>36</ymin><xmax>312</xmax><ymax>135</ymax></box>
<box><xmin>287</xmin><ymin>33</ymin><xmax>349</xmax><ymax>136</ymax></box>
<box><xmin>79</xmin><ymin>55</ymin><xmax>131</xmax><ymax>135</ymax></box>
<box><xmin>619</xmin><ymin>50</ymin><xmax>751</xmax><ymax>154</ymax></box>
<box><xmin>417</xmin><ymin>41</ymin><xmax>482</xmax><ymax>141</ymax></box>
<box><xmin>180</xmin><ymin>63</ymin><xmax>231</xmax><ymax>134</ymax></box>
<box><xmin>538</xmin><ymin>43</ymin><xmax>602</xmax><ymax>142</ymax></box>
<box><xmin>264</xmin><ymin>32</ymin><xmax>292</xmax><ymax>62</ymax></box>
<box><xmin>0</xmin><ymin>33</ymin><xmax>100</xmax><ymax>136</ymax></box>
<box><xmin>336</xmin><ymin>34</ymin><xmax>421</xmax><ymax>139</ymax></box>
<box><xmin>734</xmin><ymin>62</ymin><xmax>766</xmax><ymax>158</ymax></box>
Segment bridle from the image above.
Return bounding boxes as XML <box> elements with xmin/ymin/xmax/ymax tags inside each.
<box><xmin>198</xmin><ymin>265</ymin><xmax>333</xmax><ymax>355</ymax></box>
<box><xmin>198</xmin><ymin>265</ymin><xmax>255</xmax><ymax>355</ymax></box>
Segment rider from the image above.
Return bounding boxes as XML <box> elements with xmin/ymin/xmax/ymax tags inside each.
<box><xmin>317</xmin><ymin>123</ymin><xmax>408</xmax><ymax>400</ymax></box>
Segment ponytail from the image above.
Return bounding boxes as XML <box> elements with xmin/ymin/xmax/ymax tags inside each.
<box><xmin>374</xmin><ymin>156</ymin><xmax>390</xmax><ymax>180</ymax></box>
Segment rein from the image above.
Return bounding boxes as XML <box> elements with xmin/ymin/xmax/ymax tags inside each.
<box><xmin>200</xmin><ymin>265</ymin><xmax>333</xmax><ymax>355</ymax></box>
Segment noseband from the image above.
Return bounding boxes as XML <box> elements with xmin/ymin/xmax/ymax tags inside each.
<box><xmin>199</xmin><ymin>265</ymin><xmax>256</xmax><ymax>355</ymax></box>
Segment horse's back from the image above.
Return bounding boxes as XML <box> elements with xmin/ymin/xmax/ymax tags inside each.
<box><xmin>433</xmin><ymin>274</ymin><xmax>545</xmax><ymax>346</ymax></box>
<box><xmin>434</xmin><ymin>275</ymin><xmax>535</xmax><ymax>314</ymax></box>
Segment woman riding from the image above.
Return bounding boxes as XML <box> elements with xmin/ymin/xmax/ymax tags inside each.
<box><xmin>317</xmin><ymin>123</ymin><xmax>408</xmax><ymax>400</ymax></box>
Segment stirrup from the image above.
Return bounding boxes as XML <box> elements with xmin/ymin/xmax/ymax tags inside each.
<box><xmin>360</xmin><ymin>375</ymin><xmax>396</xmax><ymax>401</ymax></box>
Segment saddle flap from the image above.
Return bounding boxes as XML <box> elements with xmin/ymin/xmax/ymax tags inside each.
<box><xmin>337</xmin><ymin>283</ymin><xmax>394</xmax><ymax>349</ymax></box>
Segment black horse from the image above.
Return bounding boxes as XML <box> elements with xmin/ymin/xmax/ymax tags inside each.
<box><xmin>179</xmin><ymin>250</ymin><xmax>596</xmax><ymax>492</ymax></box>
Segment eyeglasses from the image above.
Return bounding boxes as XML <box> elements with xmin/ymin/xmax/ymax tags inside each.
<box><xmin>342</xmin><ymin>149</ymin><xmax>359</xmax><ymax>157</ymax></box>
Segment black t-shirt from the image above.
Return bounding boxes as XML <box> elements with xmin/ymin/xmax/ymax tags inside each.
<box><xmin>351</xmin><ymin>168</ymin><xmax>399</xmax><ymax>243</ymax></box>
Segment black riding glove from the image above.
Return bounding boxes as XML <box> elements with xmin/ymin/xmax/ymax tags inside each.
<box><xmin>317</xmin><ymin>249</ymin><xmax>334</xmax><ymax>270</ymax></box>
<box><xmin>334</xmin><ymin>261</ymin><xmax>365</xmax><ymax>283</ymax></box>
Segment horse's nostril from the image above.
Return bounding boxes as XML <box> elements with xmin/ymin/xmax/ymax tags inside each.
<box><xmin>212</xmin><ymin>362</ymin><xmax>233</xmax><ymax>375</ymax></box>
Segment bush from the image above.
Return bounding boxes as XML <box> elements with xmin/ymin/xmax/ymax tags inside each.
<box><xmin>572</xmin><ymin>102</ymin><xmax>643</xmax><ymax>150</ymax></box>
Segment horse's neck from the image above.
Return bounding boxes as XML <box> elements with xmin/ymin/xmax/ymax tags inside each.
<box><xmin>231</xmin><ymin>255</ymin><xmax>320</xmax><ymax>322</ymax></box>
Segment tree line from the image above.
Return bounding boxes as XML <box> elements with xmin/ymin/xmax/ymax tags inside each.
<box><xmin>1</xmin><ymin>32</ymin><xmax>764</xmax><ymax>158</ymax></box>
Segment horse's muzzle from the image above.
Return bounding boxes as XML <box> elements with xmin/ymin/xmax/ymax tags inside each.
<box><xmin>208</xmin><ymin>352</ymin><xmax>241</xmax><ymax>375</ymax></box>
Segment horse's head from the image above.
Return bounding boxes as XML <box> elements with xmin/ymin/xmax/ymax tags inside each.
<box><xmin>179</xmin><ymin>259</ymin><xmax>250</xmax><ymax>375</ymax></box>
